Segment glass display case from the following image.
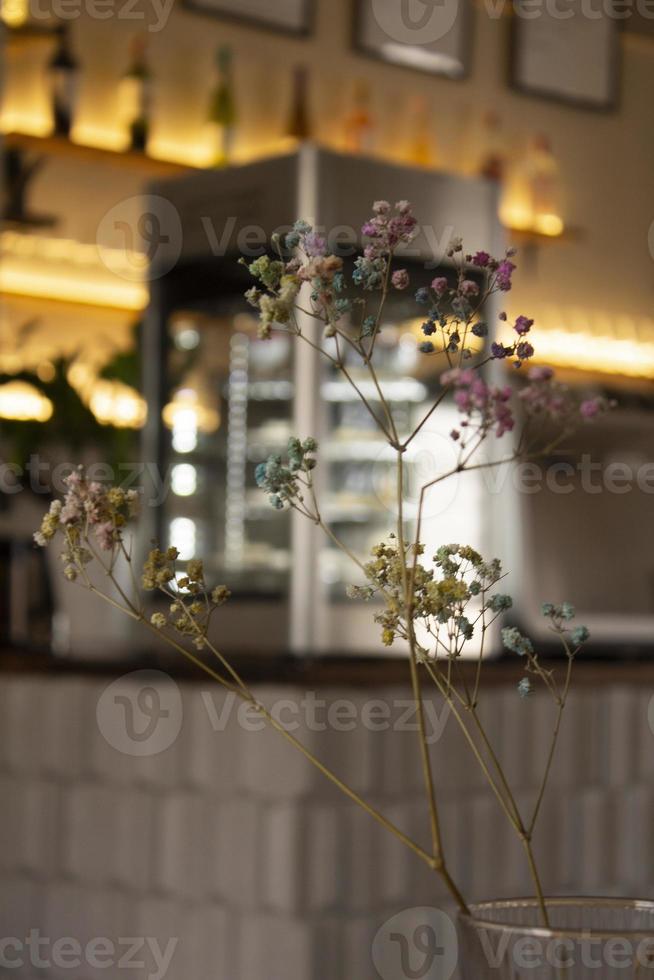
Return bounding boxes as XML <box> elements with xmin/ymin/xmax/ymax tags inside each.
<box><xmin>146</xmin><ymin>147</ymin><xmax>503</xmax><ymax>654</ymax></box>
<box><xmin>161</xmin><ymin>303</ymin><xmax>294</xmax><ymax>597</ymax></box>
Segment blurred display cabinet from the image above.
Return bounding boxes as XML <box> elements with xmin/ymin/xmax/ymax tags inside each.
<box><xmin>146</xmin><ymin>147</ymin><xmax>503</xmax><ymax>654</ymax></box>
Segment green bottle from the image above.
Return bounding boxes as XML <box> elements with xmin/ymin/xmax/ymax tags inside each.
<box><xmin>122</xmin><ymin>35</ymin><xmax>152</xmax><ymax>153</ymax></box>
<box><xmin>207</xmin><ymin>45</ymin><xmax>237</xmax><ymax>167</ymax></box>
<box><xmin>47</xmin><ymin>24</ymin><xmax>80</xmax><ymax>138</ymax></box>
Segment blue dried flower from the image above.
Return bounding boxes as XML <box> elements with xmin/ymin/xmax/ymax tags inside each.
<box><xmin>353</xmin><ymin>256</ymin><xmax>385</xmax><ymax>291</ymax></box>
<box><xmin>502</xmin><ymin>626</ymin><xmax>533</xmax><ymax>657</ymax></box>
<box><xmin>518</xmin><ymin>678</ymin><xmax>533</xmax><ymax>698</ymax></box>
<box><xmin>284</xmin><ymin>230</ymin><xmax>301</xmax><ymax>249</ymax></box>
<box><xmin>415</xmin><ymin>287</ymin><xmax>430</xmax><ymax>305</ymax></box>
<box><xmin>571</xmin><ymin>625</ymin><xmax>590</xmax><ymax>645</ymax></box>
<box><xmin>488</xmin><ymin>593</ymin><xmax>513</xmax><ymax>613</ymax></box>
<box><xmin>419</xmin><ymin>341</ymin><xmax>435</xmax><ymax>354</ymax></box>
<box><xmin>457</xmin><ymin>616</ymin><xmax>473</xmax><ymax>640</ymax></box>
<box><xmin>561</xmin><ymin>602</ymin><xmax>575</xmax><ymax>621</ymax></box>
<box><xmin>472</xmin><ymin>321</ymin><xmax>488</xmax><ymax>338</ymax></box>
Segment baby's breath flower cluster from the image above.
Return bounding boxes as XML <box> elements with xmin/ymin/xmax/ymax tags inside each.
<box><xmin>34</xmin><ymin>468</ymin><xmax>231</xmax><ymax>652</ymax></box>
<box><xmin>503</xmin><ymin>602</ymin><xmax>590</xmax><ymax>697</ymax></box>
<box><xmin>144</xmin><ymin>550</ymin><xmax>231</xmax><ymax>650</ymax></box>
<box><xmin>255</xmin><ymin>437</ymin><xmax>318</xmax><ymax>511</ymax></box>
<box><xmin>356</xmin><ymin>539</ymin><xmax>513</xmax><ymax>657</ymax></box>
<box><xmin>34</xmin><ymin>468</ymin><xmax>139</xmax><ymax>581</ymax></box>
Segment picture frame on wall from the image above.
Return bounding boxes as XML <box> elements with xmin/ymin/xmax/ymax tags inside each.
<box><xmin>354</xmin><ymin>0</ymin><xmax>472</xmax><ymax>80</ymax></box>
<box><xmin>182</xmin><ymin>0</ymin><xmax>315</xmax><ymax>36</ymax></box>
<box><xmin>510</xmin><ymin>1</ymin><xmax>620</xmax><ymax>111</ymax></box>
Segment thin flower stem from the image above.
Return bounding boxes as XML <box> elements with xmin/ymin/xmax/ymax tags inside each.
<box><xmin>528</xmin><ymin>651</ymin><xmax>574</xmax><ymax>836</ymax></box>
<box><xmin>85</xmin><ymin>573</ymin><xmax>451</xmax><ymax>885</ymax></box>
<box><xmin>397</xmin><ymin>453</ymin><xmax>449</xmax><ymax>878</ymax></box>
<box><xmin>424</xmin><ymin>662</ymin><xmax>521</xmax><ymax>834</ymax></box>
<box><xmin>467</xmin><ymin>707</ymin><xmax>524</xmax><ymax>830</ymax></box>
<box><xmin>471</xmin><ymin>598</ymin><xmax>487</xmax><ymax>707</ymax></box>
<box><xmin>522</xmin><ymin>836</ymin><xmax>551</xmax><ymax>929</ymax></box>
<box><xmin>405</xmin><ymin>388</ymin><xmax>449</xmax><ymax>448</ymax></box>
<box><xmin>366</xmin><ymin>357</ymin><xmax>398</xmax><ymax>445</ymax></box>
<box><xmin>338</xmin><ymin>359</ymin><xmax>393</xmax><ymax>440</ymax></box>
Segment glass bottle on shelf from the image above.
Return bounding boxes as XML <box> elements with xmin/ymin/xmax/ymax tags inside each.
<box><xmin>285</xmin><ymin>65</ymin><xmax>311</xmax><ymax>142</ymax></box>
<box><xmin>499</xmin><ymin>134</ymin><xmax>563</xmax><ymax>236</ymax></box>
<box><xmin>476</xmin><ymin>110</ymin><xmax>506</xmax><ymax>183</ymax></box>
<box><xmin>526</xmin><ymin>134</ymin><xmax>564</xmax><ymax>237</ymax></box>
<box><xmin>406</xmin><ymin>94</ymin><xmax>434</xmax><ymax>169</ymax></box>
<box><xmin>343</xmin><ymin>80</ymin><xmax>374</xmax><ymax>156</ymax></box>
<box><xmin>207</xmin><ymin>45</ymin><xmax>237</xmax><ymax>167</ymax></box>
<box><xmin>47</xmin><ymin>24</ymin><xmax>80</xmax><ymax>138</ymax></box>
<box><xmin>120</xmin><ymin>34</ymin><xmax>152</xmax><ymax>153</ymax></box>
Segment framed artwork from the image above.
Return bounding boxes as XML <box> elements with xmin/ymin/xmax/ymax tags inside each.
<box><xmin>510</xmin><ymin>1</ymin><xmax>620</xmax><ymax>111</ymax></box>
<box><xmin>353</xmin><ymin>0</ymin><xmax>472</xmax><ymax>80</ymax></box>
<box><xmin>182</xmin><ymin>0</ymin><xmax>315</xmax><ymax>36</ymax></box>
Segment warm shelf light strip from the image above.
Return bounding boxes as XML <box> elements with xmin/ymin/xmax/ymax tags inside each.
<box><xmin>1</xmin><ymin>232</ymin><xmax>146</xmax><ymax>279</ymax></box>
<box><xmin>529</xmin><ymin>328</ymin><xmax>654</xmax><ymax>379</ymax></box>
<box><xmin>0</xmin><ymin>266</ymin><xmax>148</xmax><ymax>311</ymax></box>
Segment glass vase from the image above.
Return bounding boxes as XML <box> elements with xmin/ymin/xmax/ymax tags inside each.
<box><xmin>458</xmin><ymin>898</ymin><xmax>654</xmax><ymax>979</ymax></box>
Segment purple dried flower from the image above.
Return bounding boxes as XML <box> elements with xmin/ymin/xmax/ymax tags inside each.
<box><xmin>496</xmin><ymin>260</ymin><xmax>516</xmax><ymax>292</ymax></box>
<box><xmin>514</xmin><ymin>316</ymin><xmax>534</xmax><ymax>336</ymax></box>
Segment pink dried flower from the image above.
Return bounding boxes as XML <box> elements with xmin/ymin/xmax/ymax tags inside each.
<box><xmin>580</xmin><ymin>398</ymin><xmax>602</xmax><ymax>419</ymax></box>
<box><xmin>527</xmin><ymin>366</ymin><xmax>554</xmax><ymax>382</ymax></box>
<box><xmin>95</xmin><ymin>522</ymin><xmax>115</xmax><ymax>551</ymax></box>
<box><xmin>459</xmin><ymin>279</ymin><xmax>479</xmax><ymax>297</ymax></box>
<box><xmin>392</xmin><ymin>269</ymin><xmax>410</xmax><ymax>290</ymax></box>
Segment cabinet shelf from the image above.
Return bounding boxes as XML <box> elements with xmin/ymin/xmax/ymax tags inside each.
<box><xmin>5</xmin><ymin>23</ymin><xmax>56</xmax><ymax>48</ymax></box>
<box><xmin>4</xmin><ymin>131</ymin><xmax>198</xmax><ymax>177</ymax></box>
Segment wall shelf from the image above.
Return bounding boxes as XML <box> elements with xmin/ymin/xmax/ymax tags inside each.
<box><xmin>3</xmin><ymin>131</ymin><xmax>199</xmax><ymax>177</ymax></box>
<box><xmin>5</xmin><ymin>23</ymin><xmax>56</xmax><ymax>48</ymax></box>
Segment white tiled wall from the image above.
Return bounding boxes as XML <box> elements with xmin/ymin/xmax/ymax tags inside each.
<box><xmin>0</xmin><ymin>672</ymin><xmax>652</xmax><ymax>980</ymax></box>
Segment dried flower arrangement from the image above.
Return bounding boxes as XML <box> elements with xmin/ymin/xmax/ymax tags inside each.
<box><xmin>35</xmin><ymin>200</ymin><xmax>613</xmax><ymax>927</ymax></box>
